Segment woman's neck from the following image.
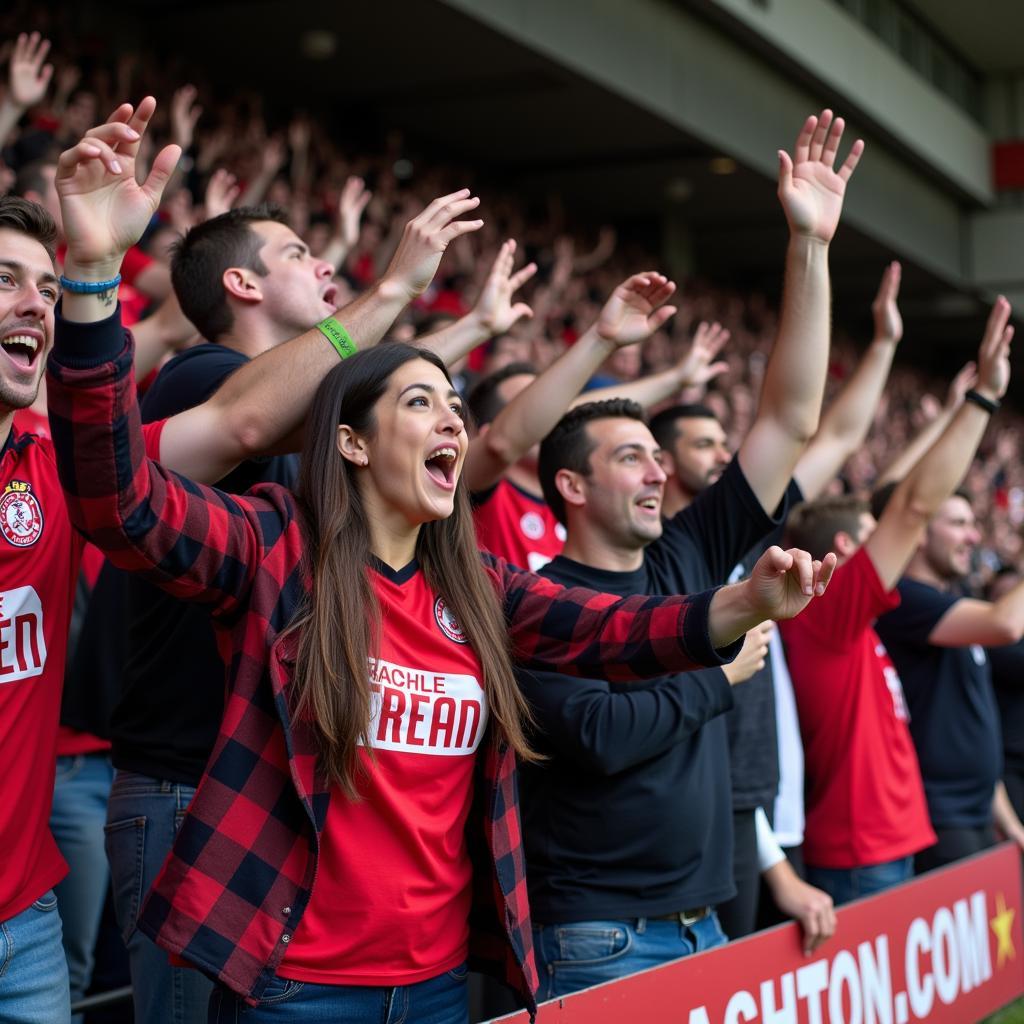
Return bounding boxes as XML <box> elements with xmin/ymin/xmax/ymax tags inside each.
<box><xmin>366</xmin><ymin>508</ymin><xmax>420</xmax><ymax>571</ymax></box>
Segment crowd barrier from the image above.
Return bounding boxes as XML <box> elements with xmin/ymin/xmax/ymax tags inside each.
<box><xmin>486</xmin><ymin>844</ymin><xmax>1024</xmax><ymax>1024</ymax></box>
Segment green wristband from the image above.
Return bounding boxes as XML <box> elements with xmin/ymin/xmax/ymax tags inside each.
<box><xmin>316</xmin><ymin>316</ymin><xmax>357</xmax><ymax>359</ymax></box>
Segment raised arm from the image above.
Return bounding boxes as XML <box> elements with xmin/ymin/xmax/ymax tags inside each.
<box><xmin>574</xmin><ymin>320</ymin><xmax>729</xmax><ymax>411</ymax></box>
<box><xmin>876</xmin><ymin>360</ymin><xmax>976</xmax><ymax>487</ymax></box>
<box><xmin>417</xmin><ymin>239</ymin><xmax>536</xmax><ymax>367</ymax></box>
<box><xmin>157</xmin><ymin>189</ymin><xmax>485</xmax><ymax>482</ymax></box>
<box><xmin>794</xmin><ymin>262</ymin><xmax>902</xmax><ymax>500</ymax></box>
<box><xmin>48</xmin><ymin>98</ymin><xmax>271</xmax><ymax>612</ymax></box>
<box><xmin>0</xmin><ymin>32</ymin><xmax>53</xmax><ymax>150</ymax></box>
<box><xmin>463</xmin><ymin>271</ymin><xmax>677</xmax><ymax>492</ymax></box>
<box><xmin>738</xmin><ymin>111</ymin><xmax>864</xmax><ymax>515</ymax></box>
<box><xmin>866</xmin><ymin>299</ymin><xmax>1013</xmax><ymax>591</ymax></box>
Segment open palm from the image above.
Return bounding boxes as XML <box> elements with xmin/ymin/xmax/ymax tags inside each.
<box><xmin>56</xmin><ymin>98</ymin><xmax>180</xmax><ymax>270</ymax></box>
<box><xmin>778</xmin><ymin>111</ymin><xmax>864</xmax><ymax>244</ymax></box>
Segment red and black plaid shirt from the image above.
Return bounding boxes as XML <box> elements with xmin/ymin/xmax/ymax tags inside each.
<box><xmin>47</xmin><ymin>309</ymin><xmax>734</xmax><ymax>1012</ymax></box>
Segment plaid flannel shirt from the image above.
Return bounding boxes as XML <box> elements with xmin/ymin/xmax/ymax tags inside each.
<box><xmin>47</xmin><ymin>308</ymin><xmax>736</xmax><ymax>1013</ymax></box>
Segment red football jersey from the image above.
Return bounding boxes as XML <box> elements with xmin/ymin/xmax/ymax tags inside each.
<box><xmin>780</xmin><ymin>548</ymin><xmax>935</xmax><ymax>869</ymax></box>
<box><xmin>0</xmin><ymin>430</ymin><xmax>85</xmax><ymax>919</ymax></box>
<box><xmin>473</xmin><ymin>478</ymin><xmax>565</xmax><ymax>573</ymax></box>
<box><xmin>280</xmin><ymin>562</ymin><xmax>488</xmax><ymax>984</ymax></box>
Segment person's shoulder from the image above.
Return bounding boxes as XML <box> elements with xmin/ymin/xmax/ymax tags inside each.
<box><xmin>142</xmin><ymin>343</ymin><xmax>246</xmax><ymax>417</ymax></box>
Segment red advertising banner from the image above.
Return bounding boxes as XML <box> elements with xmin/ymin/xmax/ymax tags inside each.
<box><xmin>488</xmin><ymin>844</ymin><xmax>1024</xmax><ymax>1024</ymax></box>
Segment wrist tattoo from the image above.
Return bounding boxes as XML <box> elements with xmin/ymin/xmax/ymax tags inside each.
<box><xmin>99</xmin><ymin>287</ymin><xmax>117</xmax><ymax>307</ymax></box>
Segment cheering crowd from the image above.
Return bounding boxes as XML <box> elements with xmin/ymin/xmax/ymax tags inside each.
<box><xmin>2</xmin><ymin>23</ymin><xmax>1024</xmax><ymax>1024</ymax></box>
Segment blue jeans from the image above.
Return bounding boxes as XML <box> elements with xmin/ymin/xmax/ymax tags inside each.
<box><xmin>533</xmin><ymin>913</ymin><xmax>727</xmax><ymax>1000</ymax></box>
<box><xmin>51</xmin><ymin>753</ymin><xmax>114</xmax><ymax>1019</ymax></box>
<box><xmin>208</xmin><ymin>963</ymin><xmax>469</xmax><ymax>1023</ymax></box>
<box><xmin>805</xmin><ymin>856</ymin><xmax>913</xmax><ymax>906</ymax></box>
<box><xmin>104</xmin><ymin>770</ymin><xmax>213</xmax><ymax>1024</ymax></box>
<box><xmin>0</xmin><ymin>890</ymin><xmax>71</xmax><ymax>1023</ymax></box>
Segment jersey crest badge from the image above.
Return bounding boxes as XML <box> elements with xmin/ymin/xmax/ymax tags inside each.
<box><xmin>0</xmin><ymin>480</ymin><xmax>43</xmax><ymax>548</ymax></box>
<box><xmin>434</xmin><ymin>597</ymin><xmax>468</xmax><ymax>644</ymax></box>
<box><xmin>520</xmin><ymin>511</ymin><xmax>546</xmax><ymax>540</ymax></box>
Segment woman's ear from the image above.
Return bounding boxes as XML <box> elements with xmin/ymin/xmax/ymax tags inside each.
<box><xmin>337</xmin><ymin>424</ymin><xmax>369</xmax><ymax>467</ymax></box>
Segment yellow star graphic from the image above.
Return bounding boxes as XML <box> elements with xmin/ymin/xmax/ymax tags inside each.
<box><xmin>991</xmin><ymin>893</ymin><xmax>1016</xmax><ymax>969</ymax></box>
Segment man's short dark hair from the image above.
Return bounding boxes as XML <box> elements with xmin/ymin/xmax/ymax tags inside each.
<box><xmin>170</xmin><ymin>203</ymin><xmax>290</xmax><ymax>342</ymax></box>
<box><xmin>649</xmin><ymin>403</ymin><xmax>720</xmax><ymax>450</ymax></box>
<box><xmin>467</xmin><ymin>362</ymin><xmax>537</xmax><ymax>427</ymax></box>
<box><xmin>14</xmin><ymin>158</ymin><xmax>56</xmax><ymax>201</ymax></box>
<box><xmin>0</xmin><ymin>195</ymin><xmax>57</xmax><ymax>262</ymax></box>
<box><xmin>785</xmin><ymin>495</ymin><xmax>867</xmax><ymax>561</ymax></box>
<box><xmin>539</xmin><ymin>398</ymin><xmax>647</xmax><ymax>525</ymax></box>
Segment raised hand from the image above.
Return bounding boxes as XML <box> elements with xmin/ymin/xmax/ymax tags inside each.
<box><xmin>596</xmin><ymin>272</ymin><xmax>677</xmax><ymax>348</ymax></box>
<box><xmin>382</xmin><ymin>188</ymin><xmax>484</xmax><ymax>304</ymax></box>
<box><xmin>745</xmin><ymin>546</ymin><xmax>837</xmax><ymax>622</ymax></box>
<box><xmin>470</xmin><ymin>239</ymin><xmax>536</xmax><ymax>336</ymax></box>
<box><xmin>8</xmin><ymin>31</ymin><xmax>53</xmax><ymax>110</ymax></box>
<box><xmin>56</xmin><ymin>97</ymin><xmax>181</xmax><ymax>274</ymax></box>
<box><xmin>675</xmin><ymin>320</ymin><xmax>730</xmax><ymax>389</ymax></box>
<box><xmin>946</xmin><ymin>360</ymin><xmax>977</xmax><ymax>409</ymax></box>
<box><xmin>975</xmin><ymin>296</ymin><xmax>1014</xmax><ymax>401</ymax></box>
<box><xmin>170</xmin><ymin>84</ymin><xmax>202</xmax><ymax>152</ymax></box>
<box><xmin>778</xmin><ymin>110</ymin><xmax>864</xmax><ymax>244</ymax></box>
<box><xmin>204</xmin><ymin>168</ymin><xmax>239</xmax><ymax>220</ymax></box>
<box><xmin>338</xmin><ymin>176</ymin><xmax>372</xmax><ymax>250</ymax></box>
<box><xmin>871</xmin><ymin>261</ymin><xmax>903</xmax><ymax>343</ymax></box>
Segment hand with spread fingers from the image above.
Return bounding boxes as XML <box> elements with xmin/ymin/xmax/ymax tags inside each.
<box><xmin>381</xmin><ymin>188</ymin><xmax>485</xmax><ymax>304</ymax></box>
<box><xmin>55</xmin><ymin>96</ymin><xmax>181</xmax><ymax>276</ymax></box>
<box><xmin>595</xmin><ymin>272</ymin><xmax>678</xmax><ymax>348</ymax></box>
<box><xmin>470</xmin><ymin>239</ymin><xmax>537</xmax><ymax>337</ymax></box>
<box><xmin>676</xmin><ymin>320</ymin><xmax>730</xmax><ymax>390</ymax></box>
<box><xmin>778</xmin><ymin>109</ymin><xmax>864</xmax><ymax>245</ymax></box>
<box><xmin>7</xmin><ymin>31</ymin><xmax>53</xmax><ymax>110</ymax></box>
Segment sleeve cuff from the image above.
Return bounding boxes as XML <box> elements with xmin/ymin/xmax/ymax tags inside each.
<box><xmin>53</xmin><ymin>302</ymin><xmax>128</xmax><ymax>369</ymax></box>
<box><xmin>682</xmin><ymin>585</ymin><xmax>744</xmax><ymax>667</ymax></box>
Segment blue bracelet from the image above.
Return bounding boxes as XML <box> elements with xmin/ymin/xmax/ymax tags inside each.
<box><xmin>59</xmin><ymin>274</ymin><xmax>122</xmax><ymax>294</ymax></box>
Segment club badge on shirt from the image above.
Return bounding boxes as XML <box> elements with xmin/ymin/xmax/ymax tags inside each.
<box><xmin>434</xmin><ymin>597</ymin><xmax>467</xmax><ymax>644</ymax></box>
<box><xmin>0</xmin><ymin>481</ymin><xmax>43</xmax><ymax>548</ymax></box>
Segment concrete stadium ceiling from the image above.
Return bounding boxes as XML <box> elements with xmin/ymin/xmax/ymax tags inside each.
<box><xmin>905</xmin><ymin>0</ymin><xmax>1024</xmax><ymax>73</ymax></box>
<box><xmin>91</xmin><ymin>0</ymin><xmax>1005</xmax><ymax>389</ymax></box>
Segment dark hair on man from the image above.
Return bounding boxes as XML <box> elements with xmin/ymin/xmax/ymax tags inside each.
<box><xmin>466</xmin><ymin>362</ymin><xmax>537</xmax><ymax>427</ymax></box>
<box><xmin>539</xmin><ymin>398</ymin><xmax>647</xmax><ymax>525</ymax></box>
<box><xmin>170</xmin><ymin>203</ymin><xmax>290</xmax><ymax>342</ymax></box>
<box><xmin>0</xmin><ymin>194</ymin><xmax>58</xmax><ymax>262</ymax></box>
<box><xmin>649</xmin><ymin>403</ymin><xmax>720</xmax><ymax>451</ymax></box>
<box><xmin>14</xmin><ymin>158</ymin><xmax>56</xmax><ymax>202</ymax></box>
<box><xmin>785</xmin><ymin>495</ymin><xmax>867</xmax><ymax>561</ymax></box>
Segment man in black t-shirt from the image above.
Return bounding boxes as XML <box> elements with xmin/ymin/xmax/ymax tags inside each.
<box><xmin>516</xmin><ymin>109</ymin><xmax>865</xmax><ymax>1000</ymax></box>
<box><xmin>875</xmin><ymin>492</ymin><xmax>1024</xmax><ymax>873</ymax></box>
<box><xmin>649</xmin><ymin>263</ymin><xmax>907</xmax><ymax>939</ymax></box>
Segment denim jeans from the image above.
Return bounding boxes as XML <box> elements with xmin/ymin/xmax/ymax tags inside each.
<box><xmin>51</xmin><ymin>753</ymin><xmax>114</xmax><ymax>1020</ymax></box>
<box><xmin>805</xmin><ymin>855</ymin><xmax>913</xmax><ymax>906</ymax></box>
<box><xmin>104</xmin><ymin>770</ymin><xmax>213</xmax><ymax>1024</ymax></box>
<box><xmin>208</xmin><ymin>963</ymin><xmax>469</xmax><ymax>1023</ymax></box>
<box><xmin>533</xmin><ymin>913</ymin><xmax>727</xmax><ymax>1000</ymax></box>
<box><xmin>0</xmin><ymin>890</ymin><xmax>71</xmax><ymax>1023</ymax></box>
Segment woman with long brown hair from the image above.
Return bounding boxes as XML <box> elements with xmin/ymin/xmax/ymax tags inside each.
<box><xmin>48</xmin><ymin>99</ymin><xmax>836</xmax><ymax>1024</ymax></box>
